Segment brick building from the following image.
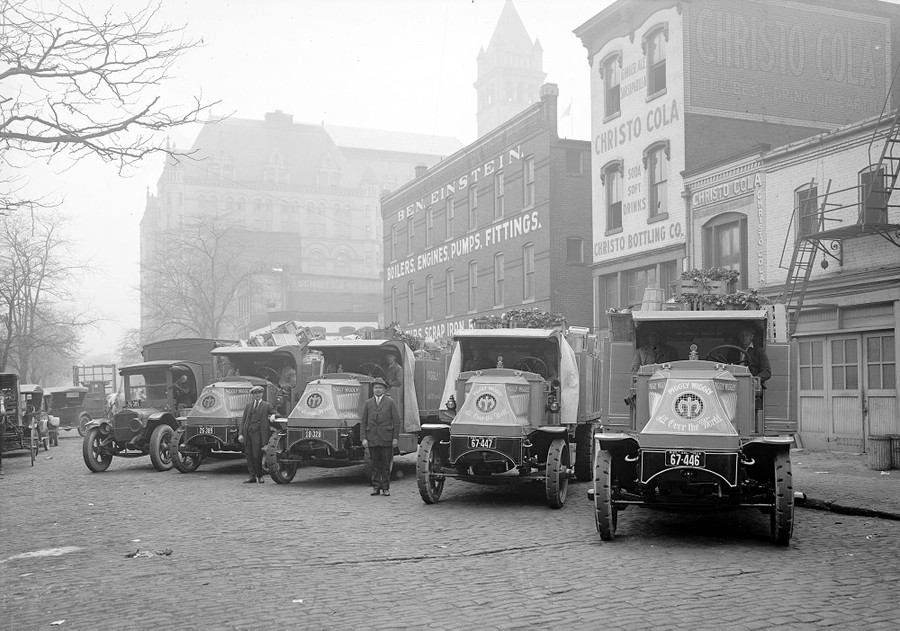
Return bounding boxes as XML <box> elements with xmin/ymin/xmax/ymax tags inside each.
<box><xmin>381</xmin><ymin>85</ymin><xmax>592</xmax><ymax>340</ymax></box>
<box><xmin>141</xmin><ymin>112</ymin><xmax>460</xmax><ymax>340</ymax></box>
<box><xmin>575</xmin><ymin>0</ymin><xmax>900</xmax><ymax>329</ymax></box>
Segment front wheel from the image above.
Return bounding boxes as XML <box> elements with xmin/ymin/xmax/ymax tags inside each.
<box><xmin>29</xmin><ymin>426</ymin><xmax>38</xmax><ymax>465</ymax></box>
<box><xmin>77</xmin><ymin>414</ymin><xmax>90</xmax><ymax>437</ymax></box>
<box><xmin>594</xmin><ymin>448</ymin><xmax>617</xmax><ymax>541</ymax></box>
<box><xmin>545</xmin><ymin>438</ymin><xmax>570</xmax><ymax>509</ymax></box>
<box><xmin>83</xmin><ymin>427</ymin><xmax>112</xmax><ymax>472</ymax></box>
<box><xmin>771</xmin><ymin>451</ymin><xmax>794</xmax><ymax>546</ymax></box>
<box><xmin>416</xmin><ymin>435</ymin><xmax>444</xmax><ymax>504</ymax></box>
<box><xmin>149</xmin><ymin>425</ymin><xmax>175</xmax><ymax>471</ymax></box>
<box><xmin>574</xmin><ymin>423</ymin><xmax>593</xmax><ymax>482</ymax></box>
<box><xmin>171</xmin><ymin>430</ymin><xmax>202</xmax><ymax>473</ymax></box>
<box><xmin>266</xmin><ymin>434</ymin><xmax>297</xmax><ymax>484</ymax></box>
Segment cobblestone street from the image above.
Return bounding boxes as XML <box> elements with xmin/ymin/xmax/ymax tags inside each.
<box><xmin>2</xmin><ymin>435</ymin><xmax>899</xmax><ymax>630</ymax></box>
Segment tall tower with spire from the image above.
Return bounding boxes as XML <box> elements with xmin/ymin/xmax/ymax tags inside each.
<box><xmin>475</xmin><ymin>0</ymin><xmax>546</xmax><ymax>137</ymax></box>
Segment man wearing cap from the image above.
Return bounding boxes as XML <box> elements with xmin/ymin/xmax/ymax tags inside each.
<box><xmin>360</xmin><ymin>377</ymin><xmax>400</xmax><ymax>496</ymax></box>
<box><xmin>385</xmin><ymin>350</ymin><xmax>403</xmax><ymax>389</ymax></box>
<box><xmin>239</xmin><ymin>385</ymin><xmax>273</xmax><ymax>484</ymax></box>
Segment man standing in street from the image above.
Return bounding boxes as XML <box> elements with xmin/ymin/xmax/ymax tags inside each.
<box><xmin>238</xmin><ymin>385</ymin><xmax>272</xmax><ymax>484</ymax></box>
<box><xmin>360</xmin><ymin>377</ymin><xmax>400</xmax><ymax>496</ymax></box>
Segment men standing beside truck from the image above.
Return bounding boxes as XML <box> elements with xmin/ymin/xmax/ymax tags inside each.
<box><xmin>360</xmin><ymin>377</ymin><xmax>400</xmax><ymax>496</ymax></box>
<box><xmin>238</xmin><ymin>385</ymin><xmax>273</xmax><ymax>484</ymax></box>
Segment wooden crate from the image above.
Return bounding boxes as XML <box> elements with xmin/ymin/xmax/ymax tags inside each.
<box><xmin>607</xmin><ymin>312</ymin><xmax>634</xmax><ymax>342</ymax></box>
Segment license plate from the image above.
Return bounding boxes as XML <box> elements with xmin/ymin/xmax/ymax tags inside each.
<box><xmin>665</xmin><ymin>450</ymin><xmax>705</xmax><ymax>467</ymax></box>
<box><xmin>198</xmin><ymin>426</ymin><xmax>215</xmax><ymax>435</ymax></box>
<box><xmin>468</xmin><ymin>436</ymin><xmax>496</xmax><ymax>450</ymax></box>
<box><xmin>303</xmin><ymin>429</ymin><xmax>323</xmax><ymax>439</ymax></box>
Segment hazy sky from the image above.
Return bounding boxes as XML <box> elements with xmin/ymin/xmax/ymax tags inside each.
<box><xmin>34</xmin><ymin>0</ymin><xmax>609</xmax><ymax>361</ymax></box>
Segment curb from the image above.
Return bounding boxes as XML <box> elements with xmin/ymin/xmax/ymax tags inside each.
<box><xmin>798</xmin><ymin>496</ymin><xmax>900</xmax><ymax>521</ymax></box>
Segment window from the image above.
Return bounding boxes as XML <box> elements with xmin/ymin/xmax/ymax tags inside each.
<box><xmin>797</xmin><ymin>184</ymin><xmax>819</xmax><ymax>237</ymax></box>
<box><xmin>566</xmin><ymin>150</ymin><xmax>583</xmax><ymax>175</ymax></box>
<box><xmin>646</xmin><ymin>26</ymin><xmax>667</xmax><ymax>96</ymax></box>
<box><xmin>469</xmin><ymin>185</ymin><xmax>478</xmax><ymax>230</ymax></box>
<box><xmin>446</xmin><ymin>268</ymin><xmax>455</xmax><ymax>316</ymax></box>
<box><xmin>446</xmin><ymin>198</ymin><xmax>454</xmax><ymax>239</ymax></box>
<box><xmin>646</xmin><ymin>143</ymin><xmax>669</xmax><ymax>218</ymax></box>
<box><xmin>407</xmin><ymin>281</ymin><xmax>415</xmax><ymax>323</ymax></box>
<box><xmin>602</xmin><ymin>53</ymin><xmax>621</xmax><ymax>117</ymax></box>
<box><xmin>831</xmin><ymin>338</ymin><xmax>859</xmax><ymax>390</ymax></box>
<box><xmin>523</xmin><ymin>156</ymin><xmax>535</xmax><ymax>208</ymax></box>
<box><xmin>703</xmin><ymin>213</ymin><xmax>748</xmax><ymax>288</ymax></box>
<box><xmin>859</xmin><ymin>166</ymin><xmax>888</xmax><ymax>224</ymax></box>
<box><xmin>391</xmin><ymin>287</ymin><xmax>399</xmax><ymax>324</ymax></box>
<box><xmin>603</xmin><ymin>161</ymin><xmax>623</xmax><ymax>231</ymax></box>
<box><xmin>866</xmin><ymin>335</ymin><xmax>896</xmax><ymax>390</ymax></box>
<box><xmin>426</xmin><ymin>208</ymin><xmax>434</xmax><ymax>248</ymax></box>
<box><xmin>407</xmin><ymin>219</ymin><xmax>415</xmax><ymax>255</ymax></box>
<box><xmin>425</xmin><ymin>275</ymin><xmax>434</xmax><ymax>320</ymax></box>
<box><xmin>523</xmin><ymin>243</ymin><xmax>535</xmax><ymax>301</ymax></box>
<box><xmin>598</xmin><ymin>261</ymin><xmax>677</xmax><ymax>312</ymax></box>
<box><xmin>626</xmin><ymin>266</ymin><xmax>658</xmax><ymax>306</ymax></box>
<box><xmin>468</xmin><ymin>261</ymin><xmax>478</xmax><ymax>311</ymax></box>
<box><xmin>799</xmin><ymin>340</ymin><xmax>824</xmax><ymax>390</ymax></box>
<box><xmin>494</xmin><ymin>172</ymin><xmax>505</xmax><ymax>220</ymax></box>
<box><xmin>390</xmin><ymin>225</ymin><xmax>398</xmax><ymax>261</ymax></box>
<box><xmin>493</xmin><ymin>253</ymin><xmax>505</xmax><ymax>306</ymax></box>
<box><xmin>566</xmin><ymin>238</ymin><xmax>584</xmax><ymax>264</ymax></box>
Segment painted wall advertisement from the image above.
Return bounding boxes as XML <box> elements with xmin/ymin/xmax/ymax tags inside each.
<box><xmin>686</xmin><ymin>0</ymin><xmax>891</xmax><ymax>126</ymax></box>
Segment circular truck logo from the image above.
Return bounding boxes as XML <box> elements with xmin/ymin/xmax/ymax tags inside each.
<box><xmin>674</xmin><ymin>393</ymin><xmax>704</xmax><ymax>420</ymax></box>
<box><xmin>306</xmin><ymin>393</ymin><xmax>323</xmax><ymax>409</ymax></box>
<box><xmin>475</xmin><ymin>393</ymin><xmax>497</xmax><ymax>413</ymax></box>
<box><xmin>200</xmin><ymin>394</ymin><xmax>217</xmax><ymax>410</ymax></box>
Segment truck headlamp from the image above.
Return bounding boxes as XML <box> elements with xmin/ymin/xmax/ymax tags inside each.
<box><xmin>446</xmin><ymin>395</ymin><xmax>456</xmax><ymax>411</ymax></box>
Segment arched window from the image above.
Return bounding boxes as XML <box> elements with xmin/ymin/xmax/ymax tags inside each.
<box><xmin>643</xmin><ymin>24</ymin><xmax>668</xmax><ymax>96</ymax></box>
<box><xmin>702</xmin><ymin>212</ymin><xmax>748</xmax><ymax>288</ymax></box>
<box><xmin>601</xmin><ymin>160</ymin><xmax>623</xmax><ymax>231</ymax></box>
<box><xmin>599</xmin><ymin>51</ymin><xmax>621</xmax><ymax>118</ymax></box>
<box><xmin>643</xmin><ymin>142</ymin><xmax>670</xmax><ymax>219</ymax></box>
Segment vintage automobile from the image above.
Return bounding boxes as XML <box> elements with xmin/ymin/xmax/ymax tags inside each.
<box><xmin>44</xmin><ymin>386</ymin><xmax>91</xmax><ymax>436</ymax></box>
<box><xmin>590</xmin><ymin>309</ymin><xmax>796</xmax><ymax>545</ymax></box>
<box><xmin>72</xmin><ymin>364</ymin><xmax>117</xmax><ymax>436</ymax></box>
<box><xmin>1</xmin><ymin>373</ymin><xmax>39</xmax><ymax>466</ymax></box>
<box><xmin>82</xmin><ymin>360</ymin><xmax>204</xmax><ymax>472</ymax></box>
<box><xmin>416</xmin><ymin>326</ymin><xmax>602</xmax><ymax>509</ymax></box>
<box><xmin>170</xmin><ymin>344</ymin><xmax>320</xmax><ymax>473</ymax></box>
<box><xmin>265</xmin><ymin>339</ymin><xmax>445</xmax><ymax>484</ymax></box>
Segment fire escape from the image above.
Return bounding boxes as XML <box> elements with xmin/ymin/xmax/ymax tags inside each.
<box><xmin>779</xmin><ymin>63</ymin><xmax>900</xmax><ymax>327</ymax></box>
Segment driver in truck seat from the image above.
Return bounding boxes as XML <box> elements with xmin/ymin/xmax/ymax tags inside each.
<box><xmin>631</xmin><ymin>330</ymin><xmax>679</xmax><ymax>373</ymax></box>
<box><xmin>732</xmin><ymin>327</ymin><xmax>771</xmax><ymax>410</ymax></box>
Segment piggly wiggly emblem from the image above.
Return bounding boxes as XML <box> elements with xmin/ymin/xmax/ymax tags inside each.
<box><xmin>306</xmin><ymin>393</ymin><xmax>323</xmax><ymax>409</ymax></box>
<box><xmin>200</xmin><ymin>394</ymin><xmax>217</xmax><ymax>410</ymax></box>
<box><xmin>674</xmin><ymin>393</ymin><xmax>703</xmax><ymax>420</ymax></box>
<box><xmin>475</xmin><ymin>393</ymin><xmax>497</xmax><ymax>413</ymax></box>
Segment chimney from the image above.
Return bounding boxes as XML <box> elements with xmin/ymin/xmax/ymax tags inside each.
<box><xmin>540</xmin><ymin>83</ymin><xmax>559</xmax><ymax>140</ymax></box>
<box><xmin>414</xmin><ymin>163</ymin><xmax>428</xmax><ymax>178</ymax></box>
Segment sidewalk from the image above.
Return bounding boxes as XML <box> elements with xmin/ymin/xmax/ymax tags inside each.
<box><xmin>792</xmin><ymin>449</ymin><xmax>900</xmax><ymax>520</ymax></box>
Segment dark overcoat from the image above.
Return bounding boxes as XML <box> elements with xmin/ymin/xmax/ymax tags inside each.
<box><xmin>241</xmin><ymin>399</ymin><xmax>273</xmax><ymax>445</ymax></box>
<box><xmin>360</xmin><ymin>395</ymin><xmax>400</xmax><ymax>447</ymax></box>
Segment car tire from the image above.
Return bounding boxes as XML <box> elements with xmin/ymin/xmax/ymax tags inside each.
<box><xmin>545</xmin><ymin>437</ymin><xmax>570</xmax><ymax>509</ymax></box>
<box><xmin>416</xmin><ymin>435</ymin><xmax>444</xmax><ymax>504</ymax></box>
<box><xmin>771</xmin><ymin>451</ymin><xmax>794</xmax><ymax>546</ymax></box>
<box><xmin>266</xmin><ymin>434</ymin><xmax>297</xmax><ymax>484</ymax></box>
<box><xmin>574</xmin><ymin>423</ymin><xmax>593</xmax><ymax>482</ymax></box>
<box><xmin>149</xmin><ymin>425</ymin><xmax>175</xmax><ymax>471</ymax></box>
<box><xmin>83</xmin><ymin>426</ymin><xmax>112</xmax><ymax>472</ymax></box>
<box><xmin>594</xmin><ymin>448</ymin><xmax>616</xmax><ymax>540</ymax></box>
<box><xmin>171</xmin><ymin>430</ymin><xmax>202</xmax><ymax>473</ymax></box>
<box><xmin>77</xmin><ymin>414</ymin><xmax>90</xmax><ymax>437</ymax></box>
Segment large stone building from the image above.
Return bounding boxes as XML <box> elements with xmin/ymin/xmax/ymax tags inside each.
<box><xmin>575</xmin><ymin>0</ymin><xmax>900</xmax><ymax>325</ymax></box>
<box><xmin>140</xmin><ymin>112</ymin><xmax>461</xmax><ymax>341</ymax></box>
<box><xmin>381</xmin><ymin>85</ymin><xmax>592</xmax><ymax>339</ymax></box>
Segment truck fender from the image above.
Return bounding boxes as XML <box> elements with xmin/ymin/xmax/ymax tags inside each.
<box><xmin>147</xmin><ymin>412</ymin><xmax>177</xmax><ymax>429</ymax></box>
<box><xmin>84</xmin><ymin>417</ymin><xmax>111</xmax><ymax>434</ymax></box>
<box><xmin>593</xmin><ymin>432</ymin><xmax>639</xmax><ymax>458</ymax></box>
<box><xmin>741</xmin><ymin>436</ymin><xmax>793</xmax><ymax>463</ymax></box>
<box><xmin>419</xmin><ymin>423</ymin><xmax>451</xmax><ymax>443</ymax></box>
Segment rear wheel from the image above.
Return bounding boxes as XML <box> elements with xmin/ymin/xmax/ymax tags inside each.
<box><xmin>83</xmin><ymin>427</ymin><xmax>112</xmax><ymax>472</ymax></box>
<box><xmin>771</xmin><ymin>451</ymin><xmax>794</xmax><ymax>546</ymax></box>
<box><xmin>574</xmin><ymin>423</ymin><xmax>593</xmax><ymax>482</ymax></box>
<box><xmin>29</xmin><ymin>427</ymin><xmax>38</xmax><ymax>465</ymax></box>
<box><xmin>594</xmin><ymin>448</ymin><xmax>616</xmax><ymax>541</ymax></box>
<box><xmin>266</xmin><ymin>434</ymin><xmax>297</xmax><ymax>484</ymax></box>
<box><xmin>171</xmin><ymin>430</ymin><xmax>202</xmax><ymax>473</ymax></box>
<box><xmin>149</xmin><ymin>425</ymin><xmax>174</xmax><ymax>471</ymax></box>
<box><xmin>77</xmin><ymin>414</ymin><xmax>90</xmax><ymax>437</ymax></box>
<box><xmin>416</xmin><ymin>435</ymin><xmax>444</xmax><ymax>504</ymax></box>
<box><xmin>545</xmin><ymin>438</ymin><xmax>570</xmax><ymax>509</ymax></box>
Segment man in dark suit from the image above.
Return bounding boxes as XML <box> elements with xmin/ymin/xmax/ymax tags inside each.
<box><xmin>360</xmin><ymin>377</ymin><xmax>400</xmax><ymax>496</ymax></box>
<box><xmin>734</xmin><ymin>327</ymin><xmax>771</xmax><ymax>410</ymax></box>
<box><xmin>239</xmin><ymin>385</ymin><xmax>273</xmax><ymax>484</ymax></box>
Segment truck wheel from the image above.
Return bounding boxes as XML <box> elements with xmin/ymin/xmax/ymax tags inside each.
<box><xmin>416</xmin><ymin>435</ymin><xmax>444</xmax><ymax>504</ymax></box>
<box><xmin>545</xmin><ymin>438</ymin><xmax>570</xmax><ymax>509</ymax></box>
<box><xmin>266</xmin><ymin>434</ymin><xmax>297</xmax><ymax>484</ymax></box>
<box><xmin>29</xmin><ymin>427</ymin><xmax>39</xmax><ymax>465</ymax></box>
<box><xmin>771</xmin><ymin>451</ymin><xmax>794</xmax><ymax>546</ymax></box>
<box><xmin>77</xmin><ymin>414</ymin><xmax>91</xmax><ymax>437</ymax></box>
<box><xmin>594</xmin><ymin>448</ymin><xmax>616</xmax><ymax>540</ymax></box>
<box><xmin>83</xmin><ymin>427</ymin><xmax>112</xmax><ymax>472</ymax></box>
<box><xmin>171</xmin><ymin>430</ymin><xmax>201</xmax><ymax>473</ymax></box>
<box><xmin>149</xmin><ymin>425</ymin><xmax>174</xmax><ymax>471</ymax></box>
<box><xmin>574</xmin><ymin>423</ymin><xmax>593</xmax><ymax>482</ymax></box>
